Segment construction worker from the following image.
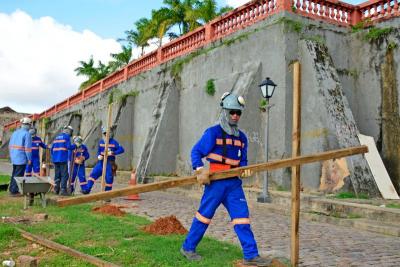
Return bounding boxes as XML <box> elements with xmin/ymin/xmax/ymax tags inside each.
<box><xmin>85</xmin><ymin>126</ymin><xmax>124</xmax><ymax>193</ymax></box>
<box><xmin>25</xmin><ymin>128</ymin><xmax>47</xmax><ymax>177</ymax></box>
<box><xmin>51</xmin><ymin>125</ymin><xmax>74</xmax><ymax>196</ymax></box>
<box><xmin>8</xmin><ymin>117</ymin><xmax>32</xmax><ymax>196</ymax></box>
<box><xmin>180</xmin><ymin>92</ymin><xmax>272</xmax><ymax>266</ymax></box>
<box><xmin>68</xmin><ymin>136</ymin><xmax>90</xmax><ymax>194</ymax></box>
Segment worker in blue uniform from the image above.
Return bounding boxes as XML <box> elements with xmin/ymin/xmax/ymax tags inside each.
<box><xmin>85</xmin><ymin>126</ymin><xmax>124</xmax><ymax>193</ymax></box>
<box><xmin>51</xmin><ymin>125</ymin><xmax>74</xmax><ymax>196</ymax></box>
<box><xmin>68</xmin><ymin>136</ymin><xmax>90</xmax><ymax>194</ymax></box>
<box><xmin>180</xmin><ymin>92</ymin><xmax>272</xmax><ymax>266</ymax></box>
<box><xmin>25</xmin><ymin>128</ymin><xmax>47</xmax><ymax>177</ymax></box>
<box><xmin>8</xmin><ymin>117</ymin><xmax>32</xmax><ymax>196</ymax></box>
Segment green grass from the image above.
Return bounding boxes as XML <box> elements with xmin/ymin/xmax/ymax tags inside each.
<box><xmin>334</xmin><ymin>192</ymin><xmax>369</xmax><ymax>199</ymax></box>
<box><xmin>0</xmin><ymin>192</ymin><xmax>242</xmax><ymax>266</ymax></box>
<box><xmin>386</xmin><ymin>203</ymin><xmax>400</xmax><ymax>209</ymax></box>
<box><xmin>0</xmin><ymin>174</ymin><xmax>9</xmax><ymax>184</ymax></box>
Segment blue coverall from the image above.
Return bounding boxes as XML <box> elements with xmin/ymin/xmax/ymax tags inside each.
<box><xmin>51</xmin><ymin>133</ymin><xmax>74</xmax><ymax>192</ymax></box>
<box><xmin>8</xmin><ymin>127</ymin><xmax>32</xmax><ymax>194</ymax></box>
<box><xmin>25</xmin><ymin>136</ymin><xmax>46</xmax><ymax>176</ymax></box>
<box><xmin>182</xmin><ymin>124</ymin><xmax>260</xmax><ymax>260</ymax></box>
<box><xmin>68</xmin><ymin>144</ymin><xmax>90</xmax><ymax>193</ymax></box>
<box><xmin>86</xmin><ymin>138</ymin><xmax>124</xmax><ymax>192</ymax></box>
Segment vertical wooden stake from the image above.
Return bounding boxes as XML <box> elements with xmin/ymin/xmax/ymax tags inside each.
<box><xmin>291</xmin><ymin>61</ymin><xmax>301</xmax><ymax>267</ymax></box>
<box><xmin>101</xmin><ymin>104</ymin><xmax>113</xmax><ymax>192</ymax></box>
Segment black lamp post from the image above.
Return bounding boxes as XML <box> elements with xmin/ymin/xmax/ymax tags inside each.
<box><xmin>257</xmin><ymin>77</ymin><xmax>277</xmax><ymax>203</ymax></box>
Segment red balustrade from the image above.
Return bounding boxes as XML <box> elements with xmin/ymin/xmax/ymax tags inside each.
<box><xmin>4</xmin><ymin>0</ymin><xmax>400</xmax><ymax>131</ymax></box>
<box><xmin>293</xmin><ymin>0</ymin><xmax>355</xmax><ymax>26</ymax></box>
<box><xmin>162</xmin><ymin>27</ymin><xmax>206</xmax><ymax>61</ymax></box>
<box><xmin>127</xmin><ymin>50</ymin><xmax>158</xmax><ymax>77</ymax></box>
<box><xmin>212</xmin><ymin>0</ymin><xmax>279</xmax><ymax>39</ymax></box>
<box><xmin>103</xmin><ymin>68</ymin><xmax>125</xmax><ymax>89</ymax></box>
<box><xmin>360</xmin><ymin>0</ymin><xmax>400</xmax><ymax>22</ymax></box>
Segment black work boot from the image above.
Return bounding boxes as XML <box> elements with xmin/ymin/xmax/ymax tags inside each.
<box><xmin>243</xmin><ymin>256</ymin><xmax>272</xmax><ymax>266</ymax></box>
<box><xmin>180</xmin><ymin>248</ymin><xmax>202</xmax><ymax>261</ymax></box>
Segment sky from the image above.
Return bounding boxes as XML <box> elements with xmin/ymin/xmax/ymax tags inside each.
<box><xmin>0</xmin><ymin>0</ymin><xmax>363</xmax><ymax>114</ymax></box>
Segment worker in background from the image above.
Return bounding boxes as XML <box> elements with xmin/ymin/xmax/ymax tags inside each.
<box><xmin>8</xmin><ymin>117</ymin><xmax>32</xmax><ymax>196</ymax></box>
<box><xmin>51</xmin><ymin>125</ymin><xmax>74</xmax><ymax>196</ymax></box>
<box><xmin>85</xmin><ymin>126</ymin><xmax>124</xmax><ymax>193</ymax></box>
<box><xmin>68</xmin><ymin>136</ymin><xmax>90</xmax><ymax>194</ymax></box>
<box><xmin>25</xmin><ymin>128</ymin><xmax>47</xmax><ymax>177</ymax></box>
<box><xmin>180</xmin><ymin>92</ymin><xmax>272</xmax><ymax>266</ymax></box>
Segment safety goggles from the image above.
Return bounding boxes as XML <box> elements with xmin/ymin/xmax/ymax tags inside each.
<box><xmin>229</xmin><ymin>110</ymin><xmax>242</xmax><ymax>116</ymax></box>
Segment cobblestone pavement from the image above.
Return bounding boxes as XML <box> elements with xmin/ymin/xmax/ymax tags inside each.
<box><xmin>116</xmin><ymin>191</ymin><xmax>400</xmax><ymax>267</ymax></box>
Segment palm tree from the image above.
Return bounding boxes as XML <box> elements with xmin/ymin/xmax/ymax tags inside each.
<box><xmin>121</xmin><ymin>18</ymin><xmax>154</xmax><ymax>56</ymax></box>
<box><xmin>75</xmin><ymin>58</ymin><xmax>111</xmax><ymax>90</ymax></box>
<box><xmin>150</xmin><ymin>8</ymin><xmax>174</xmax><ymax>47</ymax></box>
<box><xmin>74</xmin><ymin>56</ymin><xmax>96</xmax><ymax>79</ymax></box>
<box><xmin>108</xmin><ymin>45</ymin><xmax>132</xmax><ymax>72</ymax></box>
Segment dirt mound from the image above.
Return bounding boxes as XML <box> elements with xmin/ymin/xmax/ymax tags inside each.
<box><xmin>92</xmin><ymin>205</ymin><xmax>126</xmax><ymax>216</ymax></box>
<box><xmin>142</xmin><ymin>215</ymin><xmax>188</xmax><ymax>235</ymax></box>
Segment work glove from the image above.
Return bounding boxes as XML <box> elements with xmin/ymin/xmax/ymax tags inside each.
<box><xmin>74</xmin><ymin>156</ymin><xmax>84</xmax><ymax>164</ymax></box>
<box><xmin>195</xmin><ymin>167</ymin><xmax>210</xmax><ymax>185</ymax></box>
<box><xmin>107</xmin><ymin>148</ymin><xmax>113</xmax><ymax>155</ymax></box>
<box><xmin>241</xmin><ymin>169</ymin><xmax>253</xmax><ymax>178</ymax></box>
<box><xmin>97</xmin><ymin>155</ymin><xmax>104</xmax><ymax>161</ymax></box>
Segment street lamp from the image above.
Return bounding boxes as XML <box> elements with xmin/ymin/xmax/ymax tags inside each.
<box><xmin>257</xmin><ymin>77</ymin><xmax>277</xmax><ymax>203</ymax></box>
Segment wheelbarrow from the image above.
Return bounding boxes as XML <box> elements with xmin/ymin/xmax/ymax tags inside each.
<box><xmin>14</xmin><ymin>176</ymin><xmax>52</xmax><ymax>209</ymax></box>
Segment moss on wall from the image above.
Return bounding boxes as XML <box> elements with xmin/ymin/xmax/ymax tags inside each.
<box><xmin>381</xmin><ymin>48</ymin><xmax>400</xmax><ymax>193</ymax></box>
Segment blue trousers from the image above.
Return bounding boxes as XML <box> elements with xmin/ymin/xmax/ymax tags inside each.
<box><xmin>54</xmin><ymin>162</ymin><xmax>68</xmax><ymax>192</ymax></box>
<box><xmin>86</xmin><ymin>160</ymin><xmax>114</xmax><ymax>192</ymax></box>
<box><xmin>182</xmin><ymin>177</ymin><xmax>259</xmax><ymax>260</ymax></box>
<box><xmin>25</xmin><ymin>157</ymin><xmax>40</xmax><ymax>176</ymax></box>
<box><xmin>9</xmin><ymin>164</ymin><xmax>26</xmax><ymax>194</ymax></box>
<box><xmin>70</xmin><ymin>163</ymin><xmax>88</xmax><ymax>193</ymax></box>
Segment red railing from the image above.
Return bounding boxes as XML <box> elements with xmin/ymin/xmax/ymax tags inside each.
<box><xmin>4</xmin><ymin>0</ymin><xmax>400</xmax><ymax>131</ymax></box>
<box><xmin>360</xmin><ymin>0</ymin><xmax>400</xmax><ymax>22</ymax></box>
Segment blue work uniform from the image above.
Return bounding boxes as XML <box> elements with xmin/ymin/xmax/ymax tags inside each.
<box><xmin>25</xmin><ymin>136</ymin><xmax>46</xmax><ymax>176</ymax></box>
<box><xmin>86</xmin><ymin>138</ymin><xmax>124</xmax><ymax>192</ymax></box>
<box><xmin>8</xmin><ymin>127</ymin><xmax>32</xmax><ymax>194</ymax></box>
<box><xmin>182</xmin><ymin>124</ymin><xmax>259</xmax><ymax>260</ymax></box>
<box><xmin>51</xmin><ymin>133</ymin><xmax>74</xmax><ymax>193</ymax></box>
<box><xmin>68</xmin><ymin>144</ymin><xmax>90</xmax><ymax>193</ymax></box>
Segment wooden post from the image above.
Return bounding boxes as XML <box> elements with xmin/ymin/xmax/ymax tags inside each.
<box><xmin>17</xmin><ymin>228</ymin><xmax>120</xmax><ymax>267</ymax></box>
<box><xmin>101</xmin><ymin>104</ymin><xmax>113</xmax><ymax>192</ymax></box>
<box><xmin>58</xmin><ymin>146</ymin><xmax>368</xmax><ymax>207</ymax></box>
<box><xmin>291</xmin><ymin>61</ymin><xmax>301</xmax><ymax>267</ymax></box>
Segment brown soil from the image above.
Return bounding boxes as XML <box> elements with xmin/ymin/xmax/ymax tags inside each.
<box><xmin>142</xmin><ymin>215</ymin><xmax>188</xmax><ymax>235</ymax></box>
<box><xmin>92</xmin><ymin>204</ymin><xmax>126</xmax><ymax>216</ymax></box>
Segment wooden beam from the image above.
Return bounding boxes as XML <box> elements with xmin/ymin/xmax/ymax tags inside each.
<box><xmin>101</xmin><ymin>104</ymin><xmax>113</xmax><ymax>191</ymax></box>
<box><xmin>58</xmin><ymin>146</ymin><xmax>368</xmax><ymax>207</ymax></box>
<box><xmin>17</xmin><ymin>228</ymin><xmax>120</xmax><ymax>267</ymax></box>
<box><xmin>291</xmin><ymin>61</ymin><xmax>301</xmax><ymax>267</ymax></box>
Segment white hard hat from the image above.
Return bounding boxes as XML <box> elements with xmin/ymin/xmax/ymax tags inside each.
<box><xmin>220</xmin><ymin>92</ymin><xmax>245</xmax><ymax>110</ymax></box>
<box><xmin>20</xmin><ymin>117</ymin><xmax>32</xmax><ymax>124</ymax></box>
<box><xmin>63</xmin><ymin>125</ymin><xmax>74</xmax><ymax>131</ymax></box>
<box><xmin>101</xmin><ymin>126</ymin><xmax>107</xmax><ymax>134</ymax></box>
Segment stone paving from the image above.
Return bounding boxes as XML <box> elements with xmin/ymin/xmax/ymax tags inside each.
<box><xmin>116</xmin><ymin>191</ymin><xmax>400</xmax><ymax>267</ymax></box>
<box><xmin>2</xmin><ymin>161</ymin><xmax>400</xmax><ymax>266</ymax></box>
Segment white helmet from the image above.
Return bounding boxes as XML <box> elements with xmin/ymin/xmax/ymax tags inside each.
<box><xmin>220</xmin><ymin>92</ymin><xmax>245</xmax><ymax>111</ymax></box>
<box><xmin>20</xmin><ymin>117</ymin><xmax>32</xmax><ymax>124</ymax></box>
<box><xmin>101</xmin><ymin>126</ymin><xmax>107</xmax><ymax>134</ymax></box>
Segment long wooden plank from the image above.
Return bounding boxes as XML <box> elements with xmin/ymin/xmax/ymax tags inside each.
<box><xmin>291</xmin><ymin>61</ymin><xmax>301</xmax><ymax>267</ymax></box>
<box><xmin>101</xmin><ymin>104</ymin><xmax>113</xmax><ymax>191</ymax></box>
<box><xmin>17</xmin><ymin>228</ymin><xmax>120</xmax><ymax>267</ymax></box>
<box><xmin>58</xmin><ymin>145</ymin><xmax>368</xmax><ymax>207</ymax></box>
